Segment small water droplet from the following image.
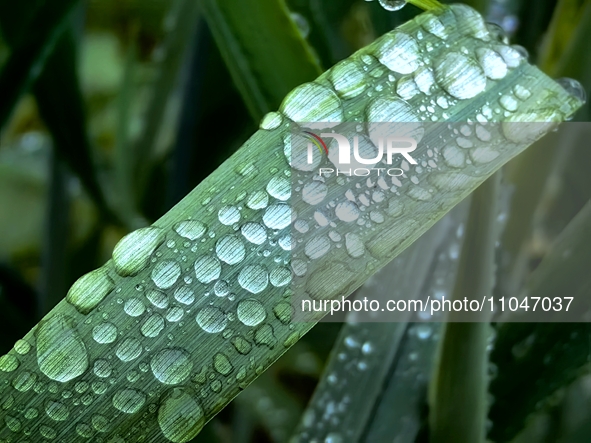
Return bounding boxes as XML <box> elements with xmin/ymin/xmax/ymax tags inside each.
<box><xmin>260</xmin><ymin>112</ymin><xmax>283</xmax><ymax>130</ymax></box>
<box><xmin>194</xmin><ymin>255</ymin><xmax>222</xmax><ymax>283</ymax></box>
<box><xmin>116</xmin><ymin>338</ymin><xmax>143</xmax><ymax>362</ymax></box>
<box><xmin>124</xmin><ymin>298</ymin><xmax>146</xmax><ymax>317</ymax></box>
<box><xmin>112</xmin><ymin>388</ymin><xmax>146</xmax><ymax>414</ymax></box>
<box><xmin>92</xmin><ymin>322</ymin><xmax>118</xmax><ymax>344</ymax></box>
<box><xmin>141</xmin><ymin>313</ymin><xmax>165</xmax><ymax>338</ymax></box>
<box><xmin>216</xmin><ymin>235</ymin><xmax>246</xmax><ymax>265</ymax></box>
<box><xmin>174</xmin><ymin>220</ymin><xmax>207</xmax><ymax>240</ymax></box>
<box><xmin>556</xmin><ymin>77</ymin><xmax>587</xmax><ymax>103</ymax></box>
<box><xmin>196</xmin><ymin>307</ymin><xmax>227</xmax><ymax>333</ymax></box>
<box><xmin>238</xmin><ymin>265</ymin><xmax>269</xmax><ymax>294</ymax></box>
<box><xmin>152</xmin><ymin>260</ymin><xmax>182</xmax><ymax>289</ymax></box>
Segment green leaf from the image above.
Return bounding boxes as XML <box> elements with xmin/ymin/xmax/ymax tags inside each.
<box><xmin>0</xmin><ymin>2</ymin><xmax>115</xmax><ymax>222</ymax></box>
<box><xmin>489</xmin><ymin>201</ymin><xmax>591</xmax><ymax>442</ymax></box>
<box><xmin>429</xmin><ymin>173</ymin><xmax>500</xmax><ymax>443</ymax></box>
<box><xmin>0</xmin><ymin>5</ymin><xmax>583</xmax><ymax>442</ymax></box>
<box><xmin>200</xmin><ymin>0</ymin><xmax>323</xmax><ymax>121</ymax></box>
<box><xmin>291</xmin><ymin>214</ymin><xmax>454</xmax><ymax>442</ymax></box>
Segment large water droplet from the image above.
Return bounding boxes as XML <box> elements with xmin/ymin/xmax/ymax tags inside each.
<box><xmin>152</xmin><ymin>260</ymin><xmax>181</xmax><ymax>289</ymax></box>
<box><xmin>92</xmin><ymin>322</ymin><xmax>118</xmax><ymax>344</ymax></box>
<box><xmin>13</xmin><ymin>339</ymin><xmax>31</xmax><ymax>355</ymax></box>
<box><xmin>246</xmin><ymin>190</ymin><xmax>269</xmax><ymax>209</ymax></box>
<box><xmin>218</xmin><ymin>206</ymin><xmax>241</xmax><ymax>225</ymax></box>
<box><xmin>194</xmin><ymin>255</ymin><xmax>222</xmax><ymax>283</ymax></box>
<box><xmin>280</xmin><ymin>83</ymin><xmax>344</xmax><ymax>126</ymax></box>
<box><xmin>0</xmin><ymin>354</ymin><xmax>19</xmax><ymax>372</ymax></box>
<box><xmin>335</xmin><ymin>201</ymin><xmax>360</xmax><ymax>222</ymax></box>
<box><xmin>263</xmin><ymin>204</ymin><xmax>292</xmax><ymax>230</ymax></box>
<box><xmin>434</xmin><ymin>52</ymin><xmax>487</xmax><ymax>99</ymax></box>
<box><xmin>266</xmin><ymin>176</ymin><xmax>291</xmax><ymax>201</ymax></box>
<box><xmin>304</xmin><ymin>235</ymin><xmax>331</xmax><ymax>259</ymax></box>
<box><xmin>329</xmin><ymin>60</ymin><xmax>367</xmax><ymax>99</ymax></box>
<box><xmin>378</xmin><ymin>0</ymin><xmax>407</xmax><ymax>12</ymax></box>
<box><xmin>45</xmin><ymin>400</ymin><xmax>69</xmax><ymax>421</ymax></box>
<box><xmin>141</xmin><ymin>313</ymin><xmax>165</xmax><ymax>338</ymax></box>
<box><xmin>174</xmin><ymin>220</ymin><xmax>207</xmax><ymax>240</ymax></box>
<box><xmin>556</xmin><ymin>77</ymin><xmax>587</xmax><ymax>103</ymax></box>
<box><xmin>66</xmin><ymin>268</ymin><xmax>114</xmax><ymax>315</ymax></box>
<box><xmin>196</xmin><ymin>306</ymin><xmax>227</xmax><ymax>333</ymax></box>
<box><xmin>476</xmin><ymin>48</ymin><xmax>507</xmax><ymax>80</ymax></box>
<box><xmin>237</xmin><ymin>299</ymin><xmax>267</xmax><ymax>326</ymax></box>
<box><xmin>158</xmin><ymin>388</ymin><xmax>204</xmax><ymax>443</ymax></box>
<box><xmin>37</xmin><ymin>314</ymin><xmax>89</xmax><ymax>383</ymax></box>
<box><xmin>238</xmin><ymin>265</ymin><xmax>269</xmax><ymax>294</ymax></box>
<box><xmin>151</xmin><ymin>348</ymin><xmax>192</xmax><ymax>384</ymax></box>
<box><xmin>302</xmin><ymin>181</ymin><xmax>327</xmax><ymax>205</ymax></box>
<box><xmin>112</xmin><ymin>227</ymin><xmax>166</xmax><ymax>276</ymax></box>
<box><xmin>147</xmin><ymin>289</ymin><xmax>169</xmax><ymax>309</ymax></box>
<box><xmin>345</xmin><ymin>233</ymin><xmax>365</xmax><ymax>258</ymax></box>
<box><xmin>374</xmin><ymin>32</ymin><xmax>420</xmax><ymax>74</ymax></box>
<box><xmin>116</xmin><ymin>338</ymin><xmax>143</xmax><ymax>362</ymax></box>
<box><xmin>216</xmin><ymin>235</ymin><xmax>246</xmax><ymax>265</ymax></box>
<box><xmin>112</xmin><ymin>388</ymin><xmax>146</xmax><ymax>414</ymax></box>
<box><xmin>241</xmin><ymin>222</ymin><xmax>267</xmax><ymax>245</ymax></box>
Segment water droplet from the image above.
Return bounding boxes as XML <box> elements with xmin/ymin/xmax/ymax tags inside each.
<box><xmin>124</xmin><ymin>297</ymin><xmax>146</xmax><ymax>317</ymax></box>
<box><xmin>213</xmin><ymin>353</ymin><xmax>232</xmax><ymax>375</ymax></box>
<box><xmin>76</xmin><ymin>422</ymin><xmax>93</xmax><ymax>438</ymax></box>
<box><xmin>13</xmin><ymin>339</ymin><xmax>31</xmax><ymax>355</ymax></box>
<box><xmin>325</xmin><ymin>432</ymin><xmax>344</xmax><ymax>443</ymax></box>
<box><xmin>45</xmin><ymin>400</ymin><xmax>69</xmax><ymax>421</ymax></box>
<box><xmin>112</xmin><ymin>227</ymin><xmax>166</xmax><ymax>276</ymax></box>
<box><xmin>335</xmin><ymin>201</ymin><xmax>360</xmax><ymax>222</ymax></box>
<box><xmin>266</xmin><ymin>176</ymin><xmax>291</xmax><ymax>201</ymax></box>
<box><xmin>280</xmin><ymin>83</ymin><xmax>344</xmax><ymax>126</ymax></box>
<box><xmin>5</xmin><ymin>415</ymin><xmax>22</xmax><ymax>433</ymax></box>
<box><xmin>12</xmin><ymin>370</ymin><xmax>37</xmax><ymax>391</ymax></box>
<box><xmin>218</xmin><ymin>206</ymin><xmax>241</xmax><ymax>225</ymax></box>
<box><xmin>174</xmin><ymin>220</ymin><xmax>207</xmax><ymax>240</ymax></box>
<box><xmin>246</xmin><ymin>190</ymin><xmax>269</xmax><ymax>209</ymax></box>
<box><xmin>196</xmin><ymin>306</ymin><xmax>227</xmax><ymax>333</ymax></box>
<box><xmin>216</xmin><ymin>235</ymin><xmax>246</xmax><ymax>265</ymax></box>
<box><xmin>262</xmin><ymin>203</ymin><xmax>292</xmax><ymax>230</ymax></box>
<box><xmin>92</xmin><ymin>414</ymin><xmax>109</xmax><ymax>432</ymax></box>
<box><xmin>147</xmin><ymin>289</ymin><xmax>169</xmax><ymax>309</ymax></box>
<box><xmin>329</xmin><ymin>60</ymin><xmax>367</xmax><ymax>99</ymax></box>
<box><xmin>92</xmin><ymin>322</ymin><xmax>118</xmax><ymax>344</ymax></box>
<box><xmin>93</xmin><ymin>359</ymin><xmax>112</xmax><ymax>378</ymax></box>
<box><xmin>141</xmin><ymin>313</ymin><xmax>165</xmax><ymax>338</ymax></box>
<box><xmin>116</xmin><ymin>338</ymin><xmax>143</xmax><ymax>362</ymax></box>
<box><xmin>0</xmin><ymin>354</ymin><xmax>19</xmax><ymax>372</ymax></box>
<box><xmin>240</xmin><ymin>222</ymin><xmax>267</xmax><ymax>245</ymax></box>
<box><xmin>194</xmin><ymin>255</ymin><xmax>222</xmax><ymax>283</ymax></box>
<box><xmin>476</xmin><ymin>48</ymin><xmax>507</xmax><ymax>80</ymax></box>
<box><xmin>500</xmin><ymin>94</ymin><xmax>518</xmax><ymax>111</ymax></box>
<box><xmin>237</xmin><ymin>299</ymin><xmax>267</xmax><ymax>326</ymax></box>
<box><xmin>66</xmin><ymin>269</ymin><xmax>115</xmax><ymax>315</ymax></box>
<box><xmin>238</xmin><ymin>265</ymin><xmax>269</xmax><ymax>294</ymax></box>
<box><xmin>40</xmin><ymin>424</ymin><xmax>57</xmax><ymax>439</ymax></box>
<box><xmin>166</xmin><ymin>306</ymin><xmax>185</xmax><ymax>322</ymax></box>
<box><xmin>152</xmin><ymin>260</ymin><xmax>181</xmax><ymax>289</ymax></box>
<box><xmin>434</xmin><ymin>52</ymin><xmax>486</xmax><ymax>99</ymax></box>
<box><xmin>112</xmin><ymin>388</ymin><xmax>146</xmax><ymax>414</ymax></box>
<box><xmin>37</xmin><ymin>314</ymin><xmax>89</xmax><ymax>382</ymax></box>
<box><xmin>273</xmin><ymin>303</ymin><xmax>292</xmax><ymax>324</ymax></box>
<box><xmin>442</xmin><ymin>145</ymin><xmax>466</xmax><ymax>168</ymax></box>
<box><xmin>158</xmin><ymin>388</ymin><xmax>204</xmax><ymax>442</ymax></box>
<box><xmin>305</xmin><ymin>235</ymin><xmax>331</xmax><ymax>259</ymax></box>
<box><xmin>269</xmin><ymin>267</ymin><xmax>291</xmax><ymax>287</ymax></box>
<box><xmin>556</xmin><ymin>77</ymin><xmax>587</xmax><ymax>103</ymax></box>
<box><xmin>151</xmin><ymin>348</ymin><xmax>192</xmax><ymax>384</ymax></box>
<box><xmin>416</xmin><ymin>324</ymin><xmax>432</xmax><ymax>339</ymax></box>
<box><xmin>301</xmin><ymin>182</ymin><xmax>327</xmax><ymax>207</ymax></box>
<box><xmin>513</xmin><ymin>84</ymin><xmax>531</xmax><ymax>100</ymax></box>
<box><xmin>260</xmin><ymin>112</ymin><xmax>283</xmax><ymax>130</ymax></box>
<box><xmin>451</xmin><ymin>4</ymin><xmax>489</xmax><ymax>39</ymax></box>
<box><xmin>231</xmin><ymin>336</ymin><xmax>252</xmax><ymax>354</ymax></box>
<box><xmin>374</xmin><ymin>32</ymin><xmax>420</xmax><ymax>74</ymax></box>
<box><xmin>345</xmin><ymin>233</ymin><xmax>365</xmax><ymax>258</ymax></box>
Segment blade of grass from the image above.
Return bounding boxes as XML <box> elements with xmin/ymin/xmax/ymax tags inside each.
<box><xmin>291</xmin><ymin>213</ymin><xmax>454</xmax><ymax>443</ymax></box>
<box><xmin>0</xmin><ymin>2</ymin><xmax>120</xmax><ymax>225</ymax></box>
<box><xmin>200</xmin><ymin>0</ymin><xmax>322</xmax><ymax>121</ymax></box>
<box><xmin>429</xmin><ymin>173</ymin><xmax>501</xmax><ymax>443</ymax></box>
<box><xmin>0</xmin><ymin>6</ymin><xmax>583</xmax><ymax>441</ymax></box>
<box><xmin>489</xmin><ymin>200</ymin><xmax>591</xmax><ymax>441</ymax></box>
